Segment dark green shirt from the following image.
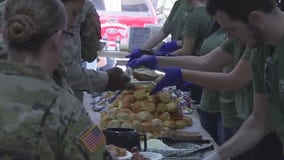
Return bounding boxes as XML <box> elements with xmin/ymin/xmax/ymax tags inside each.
<box><xmin>183</xmin><ymin>7</ymin><xmax>211</xmax><ymax>53</ymax></box>
<box><xmin>220</xmin><ymin>39</ymin><xmax>247</xmax><ymax>127</ymax></box>
<box><xmin>198</xmin><ymin>29</ymin><xmax>226</xmax><ymax>113</ymax></box>
<box><xmin>264</xmin><ymin>36</ymin><xmax>284</xmax><ymax>152</ymax></box>
<box><xmin>163</xmin><ymin>0</ymin><xmax>193</xmax><ymax>41</ymax></box>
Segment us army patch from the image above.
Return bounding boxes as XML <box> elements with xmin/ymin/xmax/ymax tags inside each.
<box><xmin>80</xmin><ymin>125</ymin><xmax>105</xmax><ymax>153</ymax></box>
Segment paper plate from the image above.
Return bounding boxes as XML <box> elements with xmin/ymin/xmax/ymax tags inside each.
<box><xmin>117</xmin><ymin>151</ymin><xmax>133</xmax><ymax>160</ymax></box>
<box><xmin>139</xmin><ymin>152</ymin><xmax>163</xmax><ymax>160</ymax></box>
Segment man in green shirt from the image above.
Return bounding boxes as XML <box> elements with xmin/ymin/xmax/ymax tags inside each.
<box><xmin>204</xmin><ymin>0</ymin><xmax>284</xmax><ymax>159</ymax></box>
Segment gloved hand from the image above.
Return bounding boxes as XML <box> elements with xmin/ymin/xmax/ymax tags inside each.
<box><xmin>180</xmin><ymin>81</ymin><xmax>194</xmax><ymax>91</ymax></box>
<box><xmin>105</xmin><ymin>67</ymin><xmax>134</xmax><ymax>91</ymax></box>
<box><xmin>126</xmin><ymin>48</ymin><xmax>143</xmax><ymax>62</ymax></box>
<box><xmin>156</xmin><ymin>41</ymin><xmax>180</xmax><ymax>56</ymax></box>
<box><xmin>150</xmin><ymin>67</ymin><xmax>183</xmax><ymax>94</ymax></box>
<box><xmin>203</xmin><ymin>151</ymin><xmax>222</xmax><ymax>160</ymax></box>
<box><xmin>127</xmin><ymin>55</ymin><xmax>158</xmax><ymax>70</ymax></box>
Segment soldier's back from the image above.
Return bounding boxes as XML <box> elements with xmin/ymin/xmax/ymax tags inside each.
<box><xmin>0</xmin><ymin>60</ymin><xmax>107</xmax><ymax>160</ymax></box>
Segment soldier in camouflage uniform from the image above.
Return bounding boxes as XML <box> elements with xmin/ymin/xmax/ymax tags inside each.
<box><xmin>0</xmin><ymin>1</ymin><xmax>7</xmax><ymax>60</ymax></box>
<box><xmin>0</xmin><ymin>0</ymin><xmax>110</xmax><ymax>159</ymax></box>
<box><xmin>62</xmin><ymin>0</ymin><xmax>133</xmax><ymax>101</ymax></box>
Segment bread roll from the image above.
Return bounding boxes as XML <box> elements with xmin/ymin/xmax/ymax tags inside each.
<box><xmin>183</xmin><ymin>116</ymin><xmax>193</xmax><ymax>126</ymax></box>
<box><xmin>159</xmin><ymin>112</ymin><xmax>171</xmax><ymax>121</ymax></box>
<box><xmin>107</xmin><ymin>108</ymin><xmax>120</xmax><ymax>119</ymax></box>
<box><xmin>158</xmin><ymin>92</ymin><xmax>172</xmax><ymax>103</ymax></box>
<box><xmin>170</xmin><ymin>109</ymin><xmax>184</xmax><ymax>120</ymax></box>
<box><xmin>131</xmin><ymin>119</ymin><xmax>143</xmax><ymax>130</ymax></box>
<box><xmin>156</xmin><ymin>102</ymin><xmax>167</xmax><ymax>113</ymax></box>
<box><xmin>141</xmin><ymin>121</ymin><xmax>154</xmax><ymax>132</ymax></box>
<box><xmin>133</xmin><ymin>88</ymin><xmax>147</xmax><ymax>100</ymax></box>
<box><xmin>164</xmin><ymin>120</ymin><xmax>176</xmax><ymax>129</ymax></box>
<box><xmin>146</xmin><ymin>94</ymin><xmax>160</xmax><ymax>103</ymax></box>
<box><xmin>118</xmin><ymin>100</ymin><xmax>131</xmax><ymax>109</ymax></box>
<box><xmin>131</xmin><ymin>101</ymin><xmax>143</xmax><ymax>113</ymax></box>
<box><xmin>117</xmin><ymin>112</ymin><xmax>133</xmax><ymax>121</ymax></box>
<box><xmin>121</xmin><ymin>121</ymin><xmax>133</xmax><ymax>128</ymax></box>
<box><xmin>175</xmin><ymin>120</ymin><xmax>187</xmax><ymax>129</ymax></box>
<box><xmin>152</xmin><ymin>118</ymin><xmax>163</xmax><ymax>131</ymax></box>
<box><xmin>123</xmin><ymin>94</ymin><xmax>136</xmax><ymax>103</ymax></box>
<box><xmin>141</xmin><ymin>102</ymin><xmax>156</xmax><ymax>112</ymax></box>
<box><xmin>165</xmin><ymin>102</ymin><xmax>179</xmax><ymax>113</ymax></box>
<box><xmin>138</xmin><ymin>111</ymin><xmax>153</xmax><ymax>121</ymax></box>
<box><xmin>107</xmin><ymin>120</ymin><xmax>121</xmax><ymax>128</ymax></box>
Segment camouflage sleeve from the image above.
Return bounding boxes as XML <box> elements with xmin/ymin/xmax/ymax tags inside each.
<box><xmin>80</xmin><ymin>0</ymin><xmax>102</xmax><ymax>62</ymax></box>
<box><xmin>63</xmin><ymin>51</ymin><xmax>108</xmax><ymax>93</ymax></box>
<box><xmin>0</xmin><ymin>2</ymin><xmax>7</xmax><ymax>59</ymax></box>
<box><xmin>44</xmin><ymin>91</ymin><xmax>108</xmax><ymax>160</ymax></box>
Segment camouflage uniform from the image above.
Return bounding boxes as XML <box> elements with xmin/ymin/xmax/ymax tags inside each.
<box><xmin>62</xmin><ymin>0</ymin><xmax>108</xmax><ymax>101</ymax></box>
<box><xmin>0</xmin><ymin>1</ymin><xmax>7</xmax><ymax>60</ymax></box>
<box><xmin>0</xmin><ymin>60</ymin><xmax>108</xmax><ymax>160</ymax></box>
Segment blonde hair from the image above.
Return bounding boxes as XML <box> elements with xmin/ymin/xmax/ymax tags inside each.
<box><xmin>3</xmin><ymin>0</ymin><xmax>67</xmax><ymax>54</ymax></box>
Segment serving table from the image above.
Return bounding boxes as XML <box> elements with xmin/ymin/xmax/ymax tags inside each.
<box><xmin>83</xmin><ymin>92</ymin><xmax>218</xmax><ymax>159</ymax></box>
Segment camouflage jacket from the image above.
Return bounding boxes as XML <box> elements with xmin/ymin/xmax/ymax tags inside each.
<box><xmin>62</xmin><ymin>0</ymin><xmax>108</xmax><ymax>95</ymax></box>
<box><xmin>0</xmin><ymin>60</ymin><xmax>107</xmax><ymax>160</ymax></box>
<box><xmin>0</xmin><ymin>1</ymin><xmax>7</xmax><ymax>59</ymax></box>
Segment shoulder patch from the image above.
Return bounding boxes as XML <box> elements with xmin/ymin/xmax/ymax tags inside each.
<box><xmin>80</xmin><ymin>125</ymin><xmax>105</xmax><ymax>153</ymax></box>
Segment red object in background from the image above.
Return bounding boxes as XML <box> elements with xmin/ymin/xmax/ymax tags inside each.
<box><xmin>91</xmin><ymin>0</ymin><xmax>157</xmax><ymax>50</ymax></box>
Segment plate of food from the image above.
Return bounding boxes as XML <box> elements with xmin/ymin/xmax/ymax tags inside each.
<box><xmin>106</xmin><ymin>144</ymin><xmax>133</xmax><ymax>160</ymax></box>
<box><xmin>132</xmin><ymin>151</ymin><xmax>163</xmax><ymax>160</ymax></box>
<box><xmin>117</xmin><ymin>151</ymin><xmax>133</xmax><ymax>160</ymax></box>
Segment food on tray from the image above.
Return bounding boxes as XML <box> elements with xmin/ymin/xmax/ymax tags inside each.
<box><xmin>132</xmin><ymin>67</ymin><xmax>160</xmax><ymax>81</ymax></box>
<box><xmin>100</xmin><ymin>84</ymin><xmax>193</xmax><ymax>138</ymax></box>
<box><xmin>106</xmin><ymin>144</ymin><xmax>127</xmax><ymax>157</ymax></box>
<box><xmin>131</xmin><ymin>152</ymin><xmax>150</xmax><ymax>160</ymax></box>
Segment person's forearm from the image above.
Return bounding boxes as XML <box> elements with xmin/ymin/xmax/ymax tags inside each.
<box><xmin>157</xmin><ymin>47</ymin><xmax>233</xmax><ymax>71</ymax></box>
<box><xmin>217</xmin><ymin>94</ymin><xmax>273</xmax><ymax>159</ymax></box>
<box><xmin>180</xmin><ymin>60</ymin><xmax>251</xmax><ymax>90</ymax></box>
<box><xmin>157</xmin><ymin>56</ymin><xmax>223</xmax><ymax>71</ymax></box>
<box><xmin>171</xmin><ymin>48</ymin><xmax>191</xmax><ymax>56</ymax></box>
<box><xmin>181</xmin><ymin>70</ymin><xmax>242</xmax><ymax>90</ymax></box>
<box><xmin>141</xmin><ymin>29</ymin><xmax>168</xmax><ymax>50</ymax></box>
<box><xmin>171</xmin><ymin>36</ymin><xmax>194</xmax><ymax>56</ymax></box>
<box><xmin>218</xmin><ymin>116</ymin><xmax>269</xmax><ymax>159</ymax></box>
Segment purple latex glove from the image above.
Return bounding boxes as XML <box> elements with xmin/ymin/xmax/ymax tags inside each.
<box><xmin>127</xmin><ymin>55</ymin><xmax>158</xmax><ymax>70</ymax></box>
<box><xmin>156</xmin><ymin>41</ymin><xmax>180</xmax><ymax>56</ymax></box>
<box><xmin>126</xmin><ymin>48</ymin><xmax>143</xmax><ymax>62</ymax></box>
<box><xmin>150</xmin><ymin>67</ymin><xmax>183</xmax><ymax>94</ymax></box>
<box><xmin>180</xmin><ymin>81</ymin><xmax>194</xmax><ymax>91</ymax></box>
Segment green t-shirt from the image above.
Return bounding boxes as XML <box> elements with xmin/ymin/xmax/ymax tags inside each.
<box><xmin>198</xmin><ymin>29</ymin><xmax>226</xmax><ymax>112</ymax></box>
<box><xmin>220</xmin><ymin>90</ymin><xmax>243</xmax><ymax>128</ymax></box>
<box><xmin>163</xmin><ymin>0</ymin><xmax>193</xmax><ymax>41</ymax></box>
<box><xmin>218</xmin><ymin>39</ymin><xmax>250</xmax><ymax>127</ymax></box>
<box><xmin>234</xmin><ymin>48</ymin><xmax>253</xmax><ymax>120</ymax></box>
<box><xmin>183</xmin><ymin>7</ymin><xmax>211</xmax><ymax>54</ymax></box>
<box><xmin>221</xmin><ymin>39</ymin><xmax>253</xmax><ymax>121</ymax></box>
<box><xmin>265</xmin><ymin>36</ymin><xmax>284</xmax><ymax>151</ymax></box>
<box><xmin>250</xmin><ymin>45</ymin><xmax>272</xmax><ymax>93</ymax></box>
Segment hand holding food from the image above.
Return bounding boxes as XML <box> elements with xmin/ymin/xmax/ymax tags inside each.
<box><xmin>127</xmin><ymin>55</ymin><xmax>158</xmax><ymax>70</ymax></box>
<box><xmin>106</xmin><ymin>67</ymin><xmax>135</xmax><ymax>91</ymax></box>
<box><xmin>150</xmin><ymin>67</ymin><xmax>184</xmax><ymax>94</ymax></box>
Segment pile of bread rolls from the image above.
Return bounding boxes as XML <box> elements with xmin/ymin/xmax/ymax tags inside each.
<box><xmin>100</xmin><ymin>84</ymin><xmax>192</xmax><ymax>138</ymax></box>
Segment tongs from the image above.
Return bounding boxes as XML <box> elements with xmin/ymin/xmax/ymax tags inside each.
<box><xmin>165</xmin><ymin>144</ymin><xmax>214</xmax><ymax>158</ymax></box>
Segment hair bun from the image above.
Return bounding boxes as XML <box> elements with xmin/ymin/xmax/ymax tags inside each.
<box><xmin>7</xmin><ymin>14</ymin><xmax>36</xmax><ymax>43</ymax></box>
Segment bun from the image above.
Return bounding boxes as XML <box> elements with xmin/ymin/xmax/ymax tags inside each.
<box><xmin>7</xmin><ymin>14</ymin><xmax>36</xmax><ymax>43</ymax></box>
<box><xmin>133</xmin><ymin>68</ymin><xmax>159</xmax><ymax>81</ymax></box>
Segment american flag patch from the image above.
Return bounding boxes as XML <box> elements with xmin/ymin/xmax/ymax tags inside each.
<box><xmin>80</xmin><ymin>125</ymin><xmax>105</xmax><ymax>153</ymax></box>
